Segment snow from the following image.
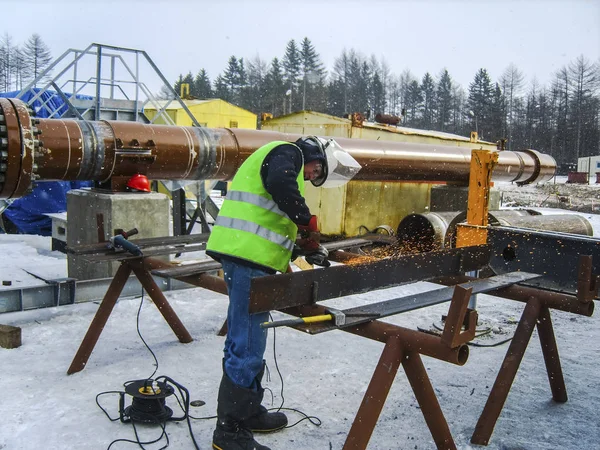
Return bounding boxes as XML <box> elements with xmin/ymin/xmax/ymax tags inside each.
<box><xmin>1</xmin><ymin>182</ymin><xmax>600</xmax><ymax>450</ymax></box>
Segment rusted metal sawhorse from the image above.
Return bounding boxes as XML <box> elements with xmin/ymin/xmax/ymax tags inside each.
<box><xmin>279</xmin><ymin>285</ymin><xmax>478</xmax><ymax>450</ymax></box>
<box><xmin>67</xmin><ymin>257</ymin><xmax>193</xmax><ymax>374</ymax></box>
<box><xmin>468</xmin><ymin>255</ymin><xmax>598</xmax><ymax>445</ymax></box>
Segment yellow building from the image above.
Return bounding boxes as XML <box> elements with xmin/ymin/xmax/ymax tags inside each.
<box><xmin>262</xmin><ymin>111</ymin><xmax>496</xmax><ymax>237</ymax></box>
<box><xmin>144</xmin><ymin>99</ymin><xmax>257</xmax><ymax>129</ymax></box>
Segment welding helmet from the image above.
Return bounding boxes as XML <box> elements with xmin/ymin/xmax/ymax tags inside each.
<box><xmin>126</xmin><ymin>174</ymin><xmax>151</xmax><ymax>192</ymax></box>
<box><xmin>296</xmin><ymin>136</ymin><xmax>361</xmax><ymax>188</ymax></box>
<box><xmin>295</xmin><ymin>136</ymin><xmax>329</xmax><ymax>187</ymax></box>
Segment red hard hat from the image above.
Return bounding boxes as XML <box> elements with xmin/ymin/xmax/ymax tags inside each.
<box><xmin>127</xmin><ymin>174</ymin><xmax>151</xmax><ymax>192</ymax></box>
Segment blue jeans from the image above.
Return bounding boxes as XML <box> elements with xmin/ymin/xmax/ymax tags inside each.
<box><xmin>221</xmin><ymin>259</ymin><xmax>270</xmax><ymax>388</ymax></box>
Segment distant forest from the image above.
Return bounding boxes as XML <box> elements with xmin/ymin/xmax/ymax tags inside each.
<box><xmin>169</xmin><ymin>37</ymin><xmax>600</xmax><ymax>171</ymax></box>
<box><xmin>1</xmin><ymin>32</ymin><xmax>597</xmax><ymax>172</ymax></box>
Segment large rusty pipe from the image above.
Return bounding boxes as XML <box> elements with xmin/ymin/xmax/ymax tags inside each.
<box><xmin>0</xmin><ymin>98</ymin><xmax>556</xmax><ymax>199</ymax></box>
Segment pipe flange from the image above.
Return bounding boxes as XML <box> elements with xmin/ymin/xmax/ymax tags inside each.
<box><xmin>0</xmin><ymin>98</ymin><xmax>36</xmax><ymax>199</ymax></box>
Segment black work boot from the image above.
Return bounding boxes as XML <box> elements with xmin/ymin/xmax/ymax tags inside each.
<box><xmin>212</xmin><ymin>372</ymin><xmax>271</xmax><ymax>450</ymax></box>
<box><xmin>240</xmin><ymin>362</ymin><xmax>288</xmax><ymax>433</ymax></box>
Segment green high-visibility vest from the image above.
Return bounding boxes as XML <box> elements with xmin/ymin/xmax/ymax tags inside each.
<box><xmin>206</xmin><ymin>141</ymin><xmax>305</xmax><ymax>273</ymax></box>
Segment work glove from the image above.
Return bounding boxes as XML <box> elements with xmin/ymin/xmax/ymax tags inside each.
<box><xmin>291</xmin><ymin>243</ymin><xmax>330</xmax><ymax>268</ymax></box>
<box><xmin>305</xmin><ymin>244</ymin><xmax>331</xmax><ymax>268</ymax></box>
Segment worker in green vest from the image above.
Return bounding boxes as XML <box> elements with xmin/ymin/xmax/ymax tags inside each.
<box><xmin>206</xmin><ymin>136</ymin><xmax>329</xmax><ymax>450</ymax></box>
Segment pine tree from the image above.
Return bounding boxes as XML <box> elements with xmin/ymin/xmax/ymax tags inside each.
<box><xmin>282</xmin><ymin>40</ymin><xmax>301</xmax><ymax>111</ymax></box>
<box><xmin>420</xmin><ymin>72</ymin><xmax>435</xmax><ymax>129</ymax></box>
<box><xmin>174</xmin><ymin>72</ymin><xmax>194</xmax><ymax>98</ymax></box>
<box><xmin>193</xmin><ymin>69</ymin><xmax>212</xmax><ymax>99</ymax></box>
<box><xmin>436</xmin><ymin>69</ymin><xmax>454</xmax><ymax>131</ymax></box>
<box><xmin>467</xmin><ymin>68</ymin><xmax>494</xmax><ymax>139</ymax></box>
<box><xmin>490</xmin><ymin>82</ymin><xmax>506</xmax><ymax>142</ymax></box>
<box><xmin>263</xmin><ymin>57</ymin><xmax>285</xmax><ymax>116</ymax></box>
<box><xmin>299</xmin><ymin>37</ymin><xmax>325</xmax><ymax>111</ymax></box>
<box><xmin>213</xmin><ymin>74</ymin><xmax>229</xmax><ymax>101</ymax></box>
<box><xmin>405</xmin><ymin>80</ymin><xmax>423</xmax><ymax>127</ymax></box>
<box><xmin>371</xmin><ymin>72</ymin><xmax>386</xmax><ymax>117</ymax></box>
<box><xmin>222</xmin><ymin>56</ymin><xmax>241</xmax><ymax>102</ymax></box>
<box><xmin>23</xmin><ymin>34</ymin><xmax>52</xmax><ymax>87</ymax></box>
<box><xmin>327</xmin><ymin>77</ymin><xmax>346</xmax><ymax>117</ymax></box>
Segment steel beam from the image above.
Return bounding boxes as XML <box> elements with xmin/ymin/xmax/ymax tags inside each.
<box><xmin>250</xmin><ymin>245</ymin><xmax>491</xmax><ymax>313</ymax></box>
<box><xmin>488</xmin><ymin>226</ymin><xmax>600</xmax><ymax>296</ymax></box>
<box><xmin>300</xmin><ymin>272</ymin><xmax>540</xmax><ymax>334</ymax></box>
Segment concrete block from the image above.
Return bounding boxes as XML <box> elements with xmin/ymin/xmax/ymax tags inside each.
<box><xmin>0</xmin><ymin>324</ymin><xmax>21</xmax><ymax>349</ymax></box>
<box><xmin>67</xmin><ymin>190</ymin><xmax>170</xmax><ymax>280</ymax></box>
<box><xmin>430</xmin><ymin>185</ymin><xmax>500</xmax><ymax>212</ymax></box>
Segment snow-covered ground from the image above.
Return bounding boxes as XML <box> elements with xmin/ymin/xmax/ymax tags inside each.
<box><xmin>1</xmin><ymin>181</ymin><xmax>599</xmax><ymax>450</ymax></box>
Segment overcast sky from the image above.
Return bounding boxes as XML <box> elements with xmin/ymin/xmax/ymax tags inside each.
<box><xmin>2</xmin><ymin>0</ymin><xmax>599</xmax><ymax>95</ymax></box>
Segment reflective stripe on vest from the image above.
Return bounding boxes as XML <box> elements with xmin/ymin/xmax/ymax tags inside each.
<box><xmin>225</xmin><ymin>190</ymin><xmax>288</xmax><ymax>218</ymax></box>
<box><xmin>214</xmin><ymin>216</ymin><xmax>295</xmax><ymax>252</ymax></box>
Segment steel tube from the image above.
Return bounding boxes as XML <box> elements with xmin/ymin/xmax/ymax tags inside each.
<box><xmin>471</xmin><ymin>297</ymin><xmax>542</xmax><ymax>445</ymax></box>
<box><xmin>129</xmin><ymin>260</ymin><xmax>193</xmax><ymax>344</ymax></box>
<box><xmin>346</xmin><ymin>320</ymin><xmax>470</xmax><ymax>365</ymax></box>
<box><xmin>67</xmin><ymin>262</ymin><xmax>132</xmax><ymax>374</ymax></box>
<box><xmin>403</xmin><ymin>351</ymin><xmax>457</xmax><ymax>450</ymax></box>
<box><xmin>0</xmin><ymin>98</ymin><xmax>556</xmax><ymax>199</ymax></box>
<box><xmin>343</xmin><ymin>336</ymin><xmax>404</xmax><ymax>450</ymax></box>
<box><xmin>536</xmin><ymin>306</ymin><xmax>568</xmax><ymax>403</ymax></box>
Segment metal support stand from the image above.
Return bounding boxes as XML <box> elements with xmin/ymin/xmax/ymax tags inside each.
<box><xmin>470</xmin><ymin>297</ymin><xmax>567</xmax><ymax>445</ymax></box>
<box><xmin>67</xmin><ymin>257</ymin><xmax>193</xmax><ymax>375</ymax></box>
<box><xmin>273</xmin><ymin>284</ymin><xmax>474</xmax><ymax>450</ymax></box>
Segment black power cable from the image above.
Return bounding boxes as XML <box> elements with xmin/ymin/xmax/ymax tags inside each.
<box><xmin>265</xmin><ymin>313</ymin><xmax>323</xmax><ymax>429</ymax></box>
<box><xmin>95</xmin><ymin>290</ymin><xmax>202</xmax><ymax>450</ymax></box>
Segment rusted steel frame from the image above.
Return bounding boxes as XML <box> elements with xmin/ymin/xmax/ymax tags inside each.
<box><xmin>286</xmin><ymin>303</ymin><xmax>469</xmax><ymax>365</ymax></box>
<box><xmin>67</xmin><ymin>262</ymin><xmax>132</xmax><ymax>374</ymax></box>
<box><xmin>536</xmin><ymin>305</ymin><xmax>568</xmax><ymax>403</ymax></box>
<box><xmin>128</xmin><ymin>259</ymin><xmax>193</xmax><ymax>344</ymax></box>
<box><xmin>143</xmin><ymin>256</ymin><xmax>227</xmax><ymax>295</ymax></box>
<box><xmin>577</xmin><ymin>254</ymin><xmax>598</xmax><ymax>303</ymax></box>
<box><xmin>441</xmin><ymin>285</ymin><xmax>477</xmax><ymax>348</ymax></box>
<box><xmin>343</xmin><ymin>336</ymin><xmax>404</xmax><ymax>450</ymax></box>
<box><xmin>433</xmin><ymin>275</ymin><xmax>595</xmax><ymax>316</ymax></box>
<box><xmin>250</xmin><ymin>245</ymin><xmax>491</xmax><ymax>314</ymax></box>
<box><xmin>346</xmin><ymin>320</ymin><xmax>470</xmax><ymax>366</ymax></box>
<box><xmin>471</xmin><ymin>297</ymin><xmax>542</xmax><ymax>446</ymax></box>
<box><xmin>403</xmin><ymin>350</ymin><xmax>457</xmax><ymax>450</ymax></box>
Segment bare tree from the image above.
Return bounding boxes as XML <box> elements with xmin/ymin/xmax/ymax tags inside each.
<box><xmin>568</xmin><ymin>55</ymin><xmax>599</xmax><ymax>159</ymax></box>
<box><xmin>12</xmin><ymin>48</ymin><xmax>26</xmax><ymax>90</ymax></box>
<box><xmin>23</xmin><ymin>33</ymin><xmax>53</xmax><ymax>87</ymax></box>
<box><xmin>500</xmin><ymin>63</ymin><xmax>525</xmax><ymax>150</ymax></box>
<box><xmin>1</xmin><ymin>33</ymin><xmax>15</xmax><ymax>91</ymax></box>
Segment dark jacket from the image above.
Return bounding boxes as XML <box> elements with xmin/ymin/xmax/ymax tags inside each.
<box><xmin>211</xmin><ymin>142</ymin><xmax>313</xmax><ymax>274</ymax></box>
